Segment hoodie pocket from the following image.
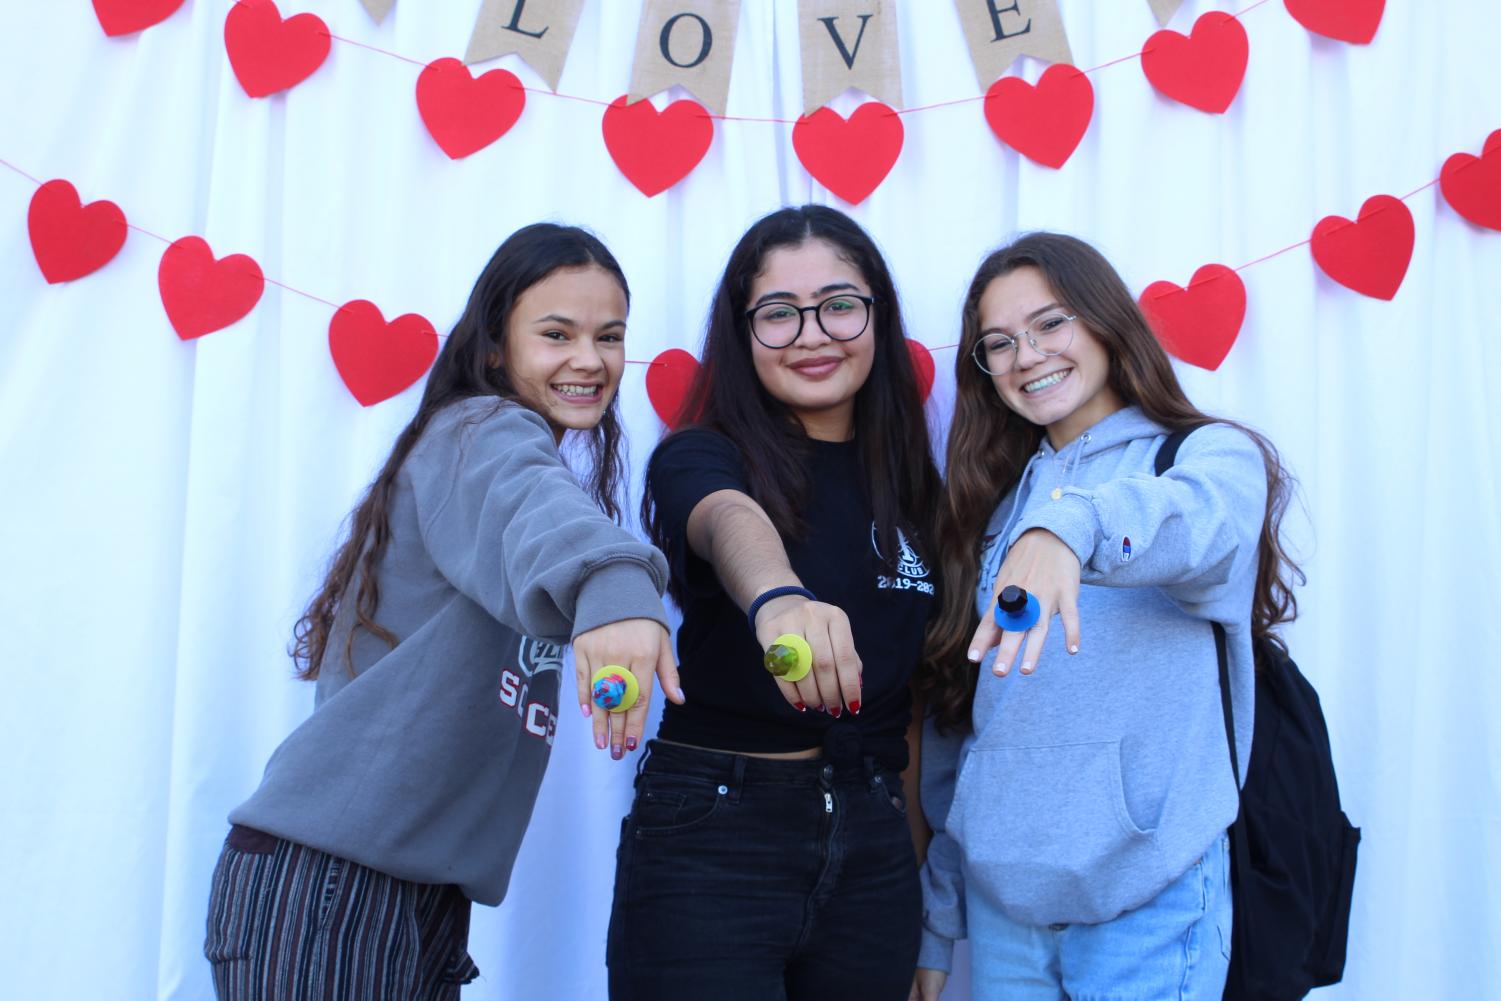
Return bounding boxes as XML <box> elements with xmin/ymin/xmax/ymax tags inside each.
<box><xmin>951</xmin><ymin>740</ymin><xmax>1160</xmax><ymax>925</ymax></box>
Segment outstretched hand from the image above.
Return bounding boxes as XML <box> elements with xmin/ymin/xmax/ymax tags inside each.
<box><xmin>572</xmin><ymin>618</ymin><xmax>682</xmax><ymax>759</ymax></box>
<box><xmin>754</xmin><ymin>594</ymin><xmax>862</xmax><ymax>717</ymax></box>
<box><xmin>969</xmin><ymin>528</ymin><xmax>1082</xmax><ymax>677</ymax></box>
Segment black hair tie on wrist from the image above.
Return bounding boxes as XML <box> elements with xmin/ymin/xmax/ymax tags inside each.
<box><xmin>746</xmin><ymin>585</ymin><xmax>817</xmax><ymax>633</ymax></box>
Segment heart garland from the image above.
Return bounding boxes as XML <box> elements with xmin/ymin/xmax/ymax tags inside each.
<box><xmin>907</xmin><ymin>339</ymin><xmax>935</xmax><ymax>404</ymax></box>
<box><xmin>92</xmin><ymin>0</ymin><xmax>186</xmax><ymax>37</ymax></box>
<box><xmin>416</xmin><ymin>59</ymin><xmax>526</xmax><ymax>160</ymax></box>
<box><xmin>1283</xmin><ymin>0</ymin><xmax>1384</xmax><ymax>45</ymax></box>
<box><xmin>157</xmin><ymin>236</ymin><xmax>265</xmax><ymax>340</ymax></box>
<box><xmin>1138</xmin><ymin>264</ymin><xmax>1247</xmax><ymax>371</ymax></box>
<box><xmin>1439</xmin><ymin>130</ymin><xmax>1501</xmax><ymax>232</ymax></box>
<box><xmin>983</xmin><ymin>65</ymin><xmax>1095</xmax><ymax>169</ymax></box>
<box><xmin>28</xmin><ymin>180</ymin><xmax>128</xmax><ymax>284</ymax></box>
<box><xmin>1310</xmin><ymin>195</ymin><xmax>1414</xmax><ymax>300</ymax></box>
<box><xmin>645</xmin><ymin>349</ymin><xmax>701</xmax><ymax>428</ymax></box>
<box><xmin>224</xmin><ymin>0</ymin><xmax>331</xmax><ymax>99</ymax></box>
<box><xmin>329</xmin><ymin>300</ymin><xmax>439</xmax><ymax>406</ymax></box>
<box><xmin>792</xmin><ymin>103</ymin><xmax>904</xmax><ymax>206</ymax></box>
<box><xmin>601</xmin><ymin>96</ymin><xmax>716</xmax><ymax>198</ymax></box>
<box><xmin>1141</xmin><ymin>12</ymin><xmax>1249</xmax><ymax>115</ymax></box>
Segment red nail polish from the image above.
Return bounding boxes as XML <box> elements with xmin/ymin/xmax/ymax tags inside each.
<box><xmin>849</xmin><ymin>700</ymin><xmax>861</xmax><ymax>715</ymax></box>
<box><xmin>795</xmin><ymin>702</ymin><xmax>807</xmax><ymax>712</ymax></box>
<box><xmin>816</xmin><ymin>704</ymin><xmax>826</xmax><ymax>713</ymax></box>
<box><xmin>625</xmin><ymin>736</ymin><xmax>638</xmax><ymax>752</ymax></box>
<box><xmin>830</xmin><ymin>706</ymin><xmax>842</xmax><ymax>719</ymax></box>
<box><xmin>611</xmin><ymin>744</ymin><xmax>623</xmax><ymax>760</ymax></box>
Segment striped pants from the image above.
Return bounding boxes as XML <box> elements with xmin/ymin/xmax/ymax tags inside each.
<box><xmin>205</xmin><ymin>826</ymin><xmax>479</xmax><ymax>1001</ymax></box>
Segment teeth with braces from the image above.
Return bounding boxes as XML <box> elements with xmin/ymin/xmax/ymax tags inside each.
<box><xmin>553</xmin><ymin>384</ymin><xmax>599</xmax><ymax>397</ymax></box>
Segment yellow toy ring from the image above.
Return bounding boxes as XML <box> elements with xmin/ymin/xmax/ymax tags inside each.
<box><xmin>590</xmin><ymin>665</ymin><xmax>639</xmax><ymax>714</ymax></box>
<box><xmin>764</xmin><ymin>634</ymin><xmax>813</xmax><ymax>683</ymax></box>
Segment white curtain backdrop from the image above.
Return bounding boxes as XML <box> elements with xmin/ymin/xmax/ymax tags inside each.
<box><xmin>2</xmin><ymin>1</ymin><xmax>1498</xmax><ymax>998</ymax></box>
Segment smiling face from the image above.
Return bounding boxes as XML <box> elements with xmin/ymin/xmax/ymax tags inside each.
<box><xmin>977</xmin><ymin>265</ymin><xmax>1124</xmax><ymax>447</ymax></box>
<box><xmin>746</xmin><ymin>239</ymin><xmax>876</xmax><ymax>441</ymax></box>
<box><xmin>503</xmin><ymin>264</ymin><xmax>628</xmax><ymax>441</ymax></box>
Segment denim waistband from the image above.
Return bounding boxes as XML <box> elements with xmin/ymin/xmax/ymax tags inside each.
<box><xmin>639</xmin><ymin>731</ymin><xmax>893</xmax><ymax>790</ymax></box>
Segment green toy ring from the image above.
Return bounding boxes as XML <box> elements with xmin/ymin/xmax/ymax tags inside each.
<box><xmin>764</xmin><ymin>634</ymin><xmax>813</xmax><ymax>683</ymax></box>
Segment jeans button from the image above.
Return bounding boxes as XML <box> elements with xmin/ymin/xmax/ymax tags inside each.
<box><xmin>820</xmin><ymin>764</ymin><xmax>834</xmax><ymax>782</ymax></box>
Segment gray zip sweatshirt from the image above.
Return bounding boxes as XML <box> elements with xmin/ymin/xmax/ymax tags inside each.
<box><xmin>918</xmin><ymin>406</ymin><xmax>1264</xmax><ymax>970</ymax></box>
<box><xmin>231</xmin><ymin>398</ymin><xmax>669</xmax><ymax>905</ymax></box>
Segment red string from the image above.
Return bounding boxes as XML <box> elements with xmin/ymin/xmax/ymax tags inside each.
<box><xmin>0</xmin><ymin>157</ymin><xmax>43</xmax><ymax>185</ymax></box>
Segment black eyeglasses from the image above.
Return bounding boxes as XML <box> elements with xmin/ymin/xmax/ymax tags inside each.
<box><xmin>744</xmin><ymin>294</ymin><xmax>876</xmax><ymax>349</ymax></box>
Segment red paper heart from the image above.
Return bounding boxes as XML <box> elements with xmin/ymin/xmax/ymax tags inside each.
<box><xmin>1284</xmin><ymin>0</ymin><xmax>1384</xmax><ymax>44</ymax></box>
<box><xmin>1138</xmin><ymin>264</ymin><xmax>1246</xmax><ymax>371</ymax></box>
<box><xmin>983</xmin><ymin>65</ymin><xmax>1094</xmax><ymax>169</ymax></box>
<box><xmin>416</xmin><ymin>59</ymin><xmax>525</xmax><ymax>160</ymax></box>
<box><xmin>792</xmin><ymin>103</ymin><xmax>904</xmax><ymax>205</ymax></box>
<box><xmin>645</xmin><ymin>348</ymin><xmax>700</xmax><ymax>428</ymax></box>
<box><xmin>93</xmin><ymin>0</ymin><xmax>186</xmax><ymax>36</ymax></box>
<box><xmin>329</xmin><ymin>300</ymin><xmax>439</xmax><ymax>407</ymax></box>
<box><xmin>906</xmin><ymin>339</ymin><xmax>934</xmax><ymax>404</ymax></box>
<box><xmin>1439</xmin><ymin>130</ymin><xmax>1501</xmax><ymax>232</ymax></box>
<box><xmin>1310</xmin><ymin>195</ymin><xmax>1414</xmax><ymax>300</ymax></box>
<box><xmin>224</xmin><ymin>0</ymin><xmax>330</xmax><ymax>99</ymax></box>
<box><xmin>1141</xmin><ymin>12</ymin><xmax>1248</xmax><ymax>115</ymax></box>
<box><xmin>28</xmin><ymin>179</ymin><xmax>128</xmax><ymax>284</ymax></box>
<box><xmin>601</xmin><ymin>96</ymin><xmax>714</xmax><ymax>198</ymax></box>
<box><xmin>157</xmin><ymin>236</ymin><xmax>264</xmax><ymax>340</ymax></box>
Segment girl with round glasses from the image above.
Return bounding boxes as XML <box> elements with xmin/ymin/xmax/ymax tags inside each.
<box><xmin>607</xmin><ymin>205</ymin><xmax>940</xmax><ymax>1000</ymax></box>
<box><xmin>910</xmin><ymin>233</ymin><xmax>1302</xmax><ymax>1000</ymax></box>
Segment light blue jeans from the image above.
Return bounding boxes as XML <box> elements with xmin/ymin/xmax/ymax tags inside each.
<box><xmin>967</xmin><ymin>832</ymin><xmax>1232</xmax><ymax>1001</ymax></box>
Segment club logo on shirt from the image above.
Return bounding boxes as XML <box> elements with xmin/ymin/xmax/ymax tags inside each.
<box><xmin>499</xmin><ymin>636</ymin><xmax>562</xmax><ymax>746</ymax></box>
<box><xmin>871</xmin><ymin>523</ymin><xmax>935</xmax><ymax>595</ymax></box>
<box><xmin>1121</xmin><ymin>536</ymin><xmax>1133</xmax><ymax>562</ymax></box>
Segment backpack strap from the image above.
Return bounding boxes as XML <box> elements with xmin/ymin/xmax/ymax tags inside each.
<box><xmin>1155</xmin><ymin>427</ymin><xmax>1253</xmax><ymax>992</ymax></box>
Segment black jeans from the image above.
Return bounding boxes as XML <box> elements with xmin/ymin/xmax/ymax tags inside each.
<box><xmin>607</xmin><ymin>733</ymin><xmax>921</xmax><ymax>1001</ymax></box>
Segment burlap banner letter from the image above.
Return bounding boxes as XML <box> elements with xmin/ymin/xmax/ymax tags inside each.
<box><xmin>465</xmin><ymin>0</ymin><xmax>586</xmax><ymax>90</ymax></box>
<box><xmin>798</xmin><ymin>0</ymin><xmax>903</xmax><ymax>113</ymax></box>
<box><xmin>359</xmin><ymin>0</ymin><xmax>395</xmax><ymax>23</ymax></box>
<box><xmin>1148</xmin><ymin>0</ymin><xmax>1186</xmax><ymax>25</ymax></box>
<box><xmin>952</xmin><ymin>0</ymin><xmax>1073</xmax><ymax>90</ymax></box>
<box><xmin>628</xmin><ymin>0</ymin><xmax>742</xmax><ymax>115</ymax></box>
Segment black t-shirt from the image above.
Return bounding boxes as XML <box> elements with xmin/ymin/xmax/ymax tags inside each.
<box><xmin>648</xmin><ymin>428</ymin><xmax>935</xmax><ymax>771</ymax></box>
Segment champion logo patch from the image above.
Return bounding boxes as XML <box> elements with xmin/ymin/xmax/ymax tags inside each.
<box><xmin>1121</xmin><ymin>536</ymin><xmax>1133</xmax><ymax>562</ymax></box>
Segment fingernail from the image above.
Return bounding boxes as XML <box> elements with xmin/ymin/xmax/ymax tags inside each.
<box><xmin>794</xmin><ymin>701</ymin><xmax>807</xmax><ymax>712</ymax></box>
<box><xmin>595</xmin><ymin>732</ymin><xmax>607</xmax><ymax>750</ymax></box>
<box><xmin>967</xmin><ymin>649</ymin><xmax>980</xmax><ymax>663</ymax></box>
<box><xmin>816</xmin><ymin>704</ymin><xmax>826</xmax><ymax>713</ymax></box>
<box><xmin>1069</xmin><ymin>644</ymin><xmax>1079</xmax><ymax>654</ymax></box>
<box><xmin>995</xmin><ymin>662</ymin><xmax>1009</xmax><ymax>677</ymax></box>
<box><xmin>849</xmin><ymin>700</ymin><xmax>861</xmax><ymax>715</ymax></box>
<box><xmin>611</xmin><ymin>744</ymin><xmax>623</xmax><ymax>760</ymax></box>
<box><xmin>625</xmin><ymin>736</ymin><xmax>638</xmax><ymax>752</ymax></box>
<box><xmin>830</xmin><ymin>706</ymin><xmax>842</xmax><ymax>718</ymax></box>
<box><xmin>1020</xmin><ymin>661</ymin><xmax>1034</xmax><ymax>675</ymax></box>
<box><xmin>581</xmin><ymin>703</ymin><xmax>592</xmax><ymax>719</ymax></box>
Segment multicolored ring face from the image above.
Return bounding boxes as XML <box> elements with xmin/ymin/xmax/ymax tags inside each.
<box><xmin>592</xmin><ymin>673</ymin><xmax>630</xmax><ymax>710</ymax></box>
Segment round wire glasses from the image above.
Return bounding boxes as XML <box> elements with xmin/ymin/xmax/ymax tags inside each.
<box><xmin>971</xmin><ymin>311</ymin><xmax>1078</xmax><ymax>375</ymax></box>
<box><xmin>745</xmin><ymin>293</ymin><xmax>875</xmax><ymax>349</ymax></box>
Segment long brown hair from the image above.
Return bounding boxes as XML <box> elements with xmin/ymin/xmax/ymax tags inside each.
<box><xmin>641</xmin><ymin>205</ymin><xmax>940</xmax><ymax>606</ymax></box>
<box><xmin>917</xmin><ymin>233</ymin><xmax>1303</xmax><ymax>732</ymax></box>
<box><xmin>291</xmin><ymin>224</ymin><xmax>630</xmax><ymax>680</ymax></box>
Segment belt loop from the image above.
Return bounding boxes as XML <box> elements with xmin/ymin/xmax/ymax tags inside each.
<box><xmin>633</xmin><ymin>741</ymin><xmax>654</xmax><ymax>785</ymax></box>
<box><xmin>728</xmin><ymin>755</ymin><xmax>747</xmax><ymax>803</ymax></box>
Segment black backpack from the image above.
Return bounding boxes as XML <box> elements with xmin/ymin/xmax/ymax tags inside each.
<box><xmin>1156</xmin><ymin>429</ymin><xmax>1360</xmax><ymax>1001</ymax></box>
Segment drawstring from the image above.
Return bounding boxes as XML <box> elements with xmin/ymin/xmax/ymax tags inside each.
<box><xmin>1050</xmin><ymin>432</ymin><xmax>1091</xmax><ymax>501</ymax></box>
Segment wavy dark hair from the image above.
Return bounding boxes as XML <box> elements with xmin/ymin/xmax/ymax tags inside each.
<box><xmin>291</xmin><ymin>223</ymin><xmax>630</xmax><ymax>679</ymax></box>
<box><xmin>642</xmin><ymin>204</ymin><xmax>940</xmax><ymax>606</ymax></box>
<box><xmin>917</xmin><ymin>232</ymin><xmax>1304</xmax><ymax>732</ymax></box>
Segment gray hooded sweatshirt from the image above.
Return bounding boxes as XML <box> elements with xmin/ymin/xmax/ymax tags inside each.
<box><xmin>918</xmin><ymin>406</ymin><xmax>1265</xmax><ymax>971</ymax></box>
<box><xmin>231</xmin><ymin>398</ymin><xmax>669</xmax><ymax>906</ymax></box>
